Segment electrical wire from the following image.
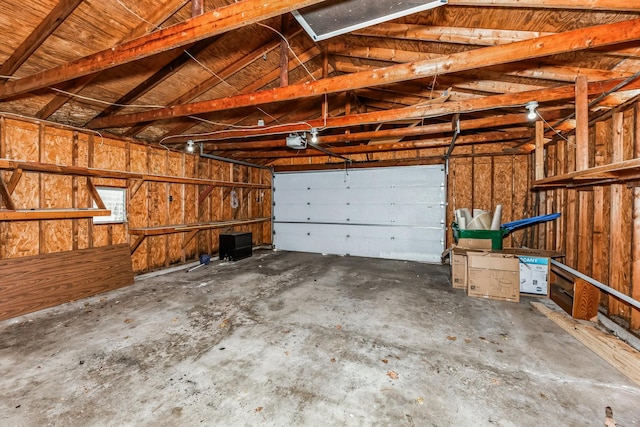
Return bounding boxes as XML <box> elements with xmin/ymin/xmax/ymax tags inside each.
<box><xmin>256</xmin><ymin>22</ymin><xmax>317</xmax><ymax>81</ymax></box>
<box><xmin>535</xmin><ymin>110</ymin><xmax>569</xmax><ymax>142</ymax></box>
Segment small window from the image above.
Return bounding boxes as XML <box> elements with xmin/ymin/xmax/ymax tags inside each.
<box><xmin>93</xmin><ymin>187</ymin><xmax>127</xmax><ymax>224</ymax></box>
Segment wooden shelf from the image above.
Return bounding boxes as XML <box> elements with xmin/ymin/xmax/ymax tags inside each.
<box><xmin>128</xmin><ymin>217</ymin><xmax>270</xmax><ymax>254</ymax></box>
<box><xmin>533</xmin><ymin>158</ymin><xmax>640</xmax><ymax>189</ymax></box>
<box><xmin>0</xmin><ymin>209</ymin><xmax>111</xmax><ymax>221</ymax></box>
<box><xmin>0</xmin><ymin>158</ymin><xmax>270</xmax><ymax>189</ymax></box>
<box><xmin>129</xmin><ymin>217</ymin><xmax>270</xmax><ymax>236</ymax></box>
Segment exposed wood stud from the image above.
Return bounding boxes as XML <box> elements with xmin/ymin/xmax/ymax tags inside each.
<box><xmin>535</xmin><ymin>120</ymin><xmax>545</xmax><ymax>180</ymax></box>
<box><xmin>632</xmin><ymin>102</ymin><xmax>640</xmax><ymax>329</ymax></box>
<box><xmin>72</xmin><ymin>132</ymin><xmax>79</xmax><ymax>251</ymax></box>
<box><xmin>192</xmin><ymin>0</ymin><xmax>204</xmax><ymax>17</ymax></box>
<box><xmin>279</xmin><ymin>15</ymin><xmax>289</xmax><ymax>88</ymax></box>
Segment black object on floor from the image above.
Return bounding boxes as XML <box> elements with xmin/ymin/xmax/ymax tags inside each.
<box><xmin>219</xmin><ymin>232</ymin><xmax>252</xmax><ymax>261</ymax></box>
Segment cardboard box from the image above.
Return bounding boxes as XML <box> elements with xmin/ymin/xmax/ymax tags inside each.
<box><xmin>451</xmin><ymin>247</ymin><xmax>468</xmax><ymax>289</ymax></box>
<box><xmin>467</xmin><ymin>252</ymin><xmax>520</xmax><ymax>302</ymax></box>
<box><xmin>516</xmin><ymin>255</ymin><xmax>550</xmax><ymax>296</ymax></box>
<box><xmin>502</xmin><ymin>248</ymin><xmax>564</xmax><ymax>259</ymax></box>
<box><xmin>457</xmin><ymin>238</ymin><xmax>493</xmax><ymax>250</ymax></box>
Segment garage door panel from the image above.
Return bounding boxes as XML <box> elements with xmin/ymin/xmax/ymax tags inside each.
<box><xmin>275</xmin><ymin>185</ymin><xmax>444</xmax><ymax>205</ymax></box>
<box><xmin>275</xmin><ymin>203</ymin><xmax>445</xmax><ymax>226</ymax></box>
<box><xmin>273</xmin><ymin>166</ymin><xmax>445</xmax><ymax>262</ymax></box>
<box><xmin>274</xmin><ymin>223</ymin><xmax>444</xmax><ymax>263</ymax></box>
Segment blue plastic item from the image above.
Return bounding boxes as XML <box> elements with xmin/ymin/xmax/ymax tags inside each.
<box><xmin>501</xmin><ymin>213</ymin><xmax>561</xmax><ymax>233</ymax></box>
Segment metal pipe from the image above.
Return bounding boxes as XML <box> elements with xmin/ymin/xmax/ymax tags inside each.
<box><xmin>199</xmin><ymin>144</ymin><xmax>271</xmax><ymax>170</ymax></box>
<box><xmin>308</xmin><ymin>142</ymin><xmax>352</xmax><ymax>163</ymax></box>
<box><xmin>551</xmin><ymin>259</ymin><xmax>640</xmax><ymax>311</ymax></box>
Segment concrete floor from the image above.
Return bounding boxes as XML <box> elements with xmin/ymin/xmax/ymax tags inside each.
<box><xmin>0</xmin><ymin>250</ymin><xmax>638</xmax><ymax>427</ymax></box>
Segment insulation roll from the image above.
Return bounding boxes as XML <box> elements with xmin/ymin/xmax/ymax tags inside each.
<box><xmin>491</xmin><ymin>205</ymin><xmax>502</xmax><ymax>230</ymax></box>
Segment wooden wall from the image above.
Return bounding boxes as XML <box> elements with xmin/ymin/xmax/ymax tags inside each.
<box><xmin>534</xmin><ymin>102</ymin><xmax>640</xmax><ymax>332</ymax></box>
<box><xmin>0</xmin><ymin>116</ymin><xmax>272</xmax><ymax>273</ymax></box>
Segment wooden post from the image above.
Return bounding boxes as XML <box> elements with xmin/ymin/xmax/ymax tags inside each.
<box><xmin>279</xmin><ymin>15</ymin><xmax>289</xmax><ymax>87</ymax></box>
<box><xmin>609</xmin><ymin>111</ymin><xmax>632</xmax><ymax>320</ymax></box>
<box><xmin>192</xmin><ymin>0</ymin><xmax>204</xmax><ymax>16</ymax></box>
<box><xmin>38</xmin><ymin>124</ymin><xmax>45</xmax><ymax>254</ymax></box>
<box><xmin>535</xmin><ymin>120</ymin><xmax>545</xmax><ymax>181</ymax></box>
<box><xmin>631</xmin><ymin>103</ymin><xmax>640</xmax><ymax>329</ymax></box>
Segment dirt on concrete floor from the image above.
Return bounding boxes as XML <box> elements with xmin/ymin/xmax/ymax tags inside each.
<box><xmin>0</xmin><ymin>250</ymin><xmax>638</xmax><ymax>426</ymax></box>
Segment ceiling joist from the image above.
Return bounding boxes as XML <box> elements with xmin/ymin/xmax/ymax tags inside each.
<box><xmin>87</xmin><ymin>17</ymin><xmax>640</xmax><ymax>130</ymax></box>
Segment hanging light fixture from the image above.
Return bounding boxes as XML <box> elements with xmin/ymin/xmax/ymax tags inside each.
<box><xmin>186</xmin><ymin>140</ymin><xmax>195</xmax><ymax>153</ymax></box>
<box><xmin>526</xmin><ymin>101</ymin><xmax>538</xmax><ymax>120</ymax></box>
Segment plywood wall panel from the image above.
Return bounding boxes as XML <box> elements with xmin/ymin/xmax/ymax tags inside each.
<box><xmin>4</xmin><ymin>222</ymin><xmax>39</xmax><ymax>257</ymax></box>
<box><xmin>128</xmin><ymin>183</ymin><xmax>148</xmax><ymax>228</ymax></box>
<box><xmin>77</xmin><ymin>219</ymin><xmax>90</xmax><ymax>250</ymax></box>
<box><xmin>472</xmin><ymin>157</ymin><xmax>492</xmax><ymax>211</ymax></box>
<box><xmin>5</xmin><ymin>119</ymin><xmax>39</xmax><ymax>161</ymax></box>
<box><xmin>92</xmin><ymin>225</ymin><xmax>109</xmax><ymax>248</ymax></box>
<box><xmin>492</xmin><ymin>157</ymin><xmax>513</xmax><ymax>223</ymax></box>
<box><xmin>149</xmin><ymin>236</ymin><xmax>167</xmax><ymax>269</ymax></box>
<box><xmin>41</xmin><ymin>220</ymin><xmax>73</xmax><ymax>254</ymax></box>
<box><xmin>129</xmin><ymin>145</ymin><xmax>148</xmax><ymax>173</ymax></box>
<box><xmin>111</xmin><ymin>224</ymin><xmax>127</xmax><ymax>245</ymax></box>
<box><xmin>509</xmin><ymin>156</ymin><xmax>530</xmax><ymax>248</ymax></box>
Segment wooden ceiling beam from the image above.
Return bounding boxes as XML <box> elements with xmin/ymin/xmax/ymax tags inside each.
<box><xmin>35</xmin><ymin>0</ymin><xmax>189</xmax><ymax>119</ymax></box>
<box><xmin>0</xmin><ymin>0</ymin><xmax>326</xmax><ymax>100</ymax></box>
<box><xmin>86</xmin><ymin>18</ymin><xmax>640</xmax><ymax>129</ymax></box>
<box><xmin>353</xmin><ymin>23</ymin><xmax>552</xmax><ymax>47</ymax></box>
<box><xmin>156</xmin><ymin>46</ymin><xmax>323</xmax><ymax>139</ymax></box>
<box><xmin>123</xmin><ymin>33</ymin><xmax>303</xmax><ymax>137</ymax></box>
<box><xmin>229</xmin><ymin>130</ymin><xmax>532</xmax><ymax>158</ymax></box>
<box><xmin>188</xmin><ymin>77</ymin><xmax>640</xmax><ymax>141</ymax></box>
<box><xmin>202</xmin><ymin>109</ymin><xmax>568</xmax><ymax>150</ymax></box>
<box><xmin>329</xmin><ymin>43</ymin><xmax>633</xmax><ymax>84</ymax></box>
<box><xmin>0</xmin><ymin>0</ymin><xmax>85</xmax><ymax>79</ymax></box>
<box><xmin>86</xmin><ymin>38</ymin><xmax>216</xmax><ymax>124</ymax></box>
<box><xmin>447</xmin><ymin>0</ymin><xmax>640</xmax><ymax>11</ymax></box>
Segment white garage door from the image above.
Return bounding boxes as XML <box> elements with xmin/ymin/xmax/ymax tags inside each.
<box><xmin>273</xmin><ymin>165</ymin><xmax>445</xmax><ymax>263</ymax></box>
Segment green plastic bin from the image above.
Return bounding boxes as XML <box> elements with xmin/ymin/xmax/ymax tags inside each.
<box><xmin>451</xmin><ymin>222</ymin><xmax>508</xmax><ymax>250</ymax></box>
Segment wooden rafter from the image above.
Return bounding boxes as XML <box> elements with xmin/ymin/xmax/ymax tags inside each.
<box><xmin>35</xmin><ymin>0</ymin><xmax>189</xmax><ymax>119</ymax></box>
<box><xmin>231</xmin><ymin>130</ymin><xmax>532</xmax><ymax>159</ymax></box>
<box><xmin>328</xmin><ymin>43</ymin><xmax>632</xmax><ymax>84</ymax></box>
<box><xmin>164</xmin><ymin>77</ymin><xmax>640</xmax><ymax>144</ymax></box>
<box><xmin>86</xmin><ymin>18</ymin><xmax>640</xmax><ymax>129</ymax></box>
<box><xmin>0</xmin><ymin>0</ymin><xmax>84</xmax><ymax>79</ymax></box>
<box><xmin>447</xmin><ymin>0</ymin><xmax>640</xmax><ymax>11</ymax></box>
<box><xmin>87</xmin><ymin>38</ymin><xmax>216</xmax><ymax>123</ymax></box>
<box><xmin>123</xmin><ymin>30</ymin><xmax>304</xmax><ymax>138</ymax></box>
<box><xmin>203</xmin><ymin>110</ymin><xmax>567</xmax><ymax>151</ymax></box>
<box><xmin>158</xmin><ymin>46</ymin><xmax>324</xmax><ymax>140</ymax></box>
<box><xmin>0</xmin><ymin>0</ymin><xmax>325</xmax><ymax>100</ymax></box>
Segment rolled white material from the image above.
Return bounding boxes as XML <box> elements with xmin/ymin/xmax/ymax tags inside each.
<box><xmin>491</xmin><ymin>204</ymin><xmax>502</xmax><ymax>230</ymax></box>
<box><xmin>460</xmin><ymin>208</ymin><xmax>472</xmax><ymax>224</ymax></box>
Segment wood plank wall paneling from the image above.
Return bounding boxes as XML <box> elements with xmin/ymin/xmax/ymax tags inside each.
<box><xmin>0</xmin><ymin>116</ymin><xmax>272</xmax><ymax>281</ymax></box>
<box><xmin>539</xmin><ymin>101</ymin><xmax>640</xmax><ymax>331</ymax></box>
<box><xmin>0</xmin><ymin>244</ymin><xmax>134</xmax><ymax>321</ymax></box>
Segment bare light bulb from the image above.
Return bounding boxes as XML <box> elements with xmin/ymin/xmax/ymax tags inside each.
<box><xmin>310</xmin><ymin>128</ymin><xmax>318</xmax><ymax>143</ymax></box>
<box><xmin>526</xmin><ymin>101</ymin><xmax>538</xmax><ymax>121</ymax></box>
<box><xmin>186</xmin><ymin>140</ymin><xmax>195</xmax><ymax>153</ymax></box>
